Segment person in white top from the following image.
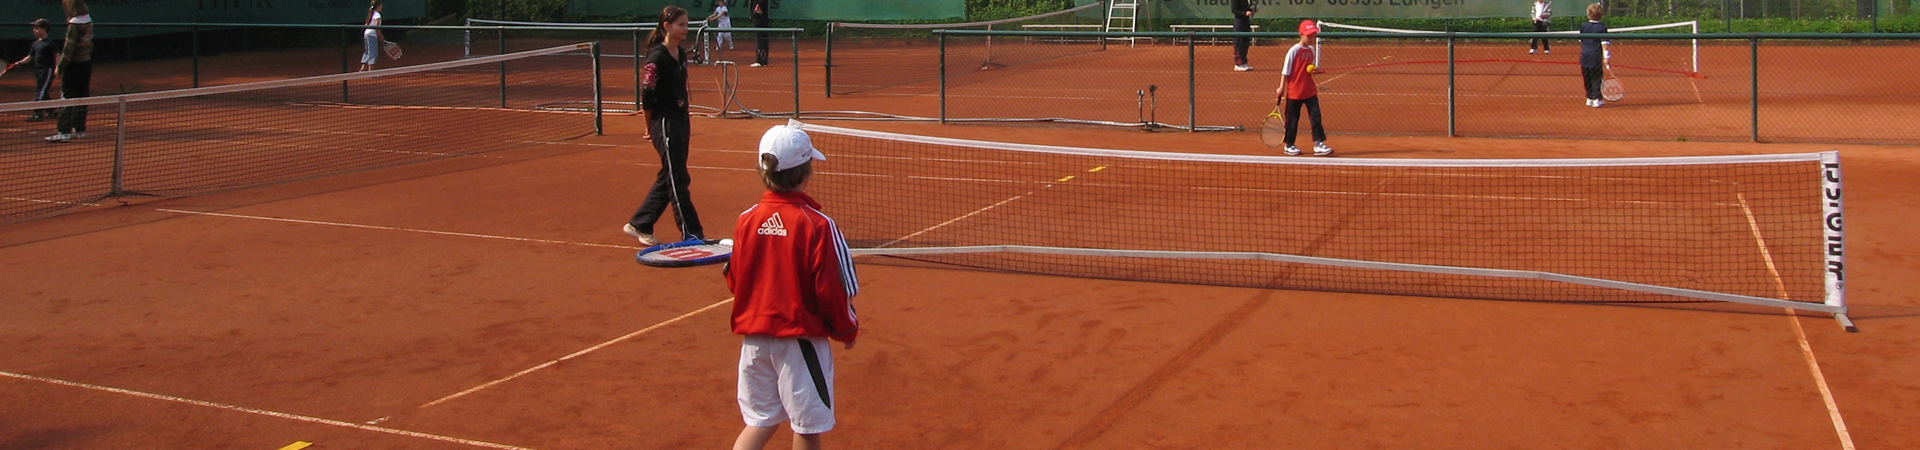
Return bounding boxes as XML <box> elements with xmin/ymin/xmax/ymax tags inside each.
<box><xmin>709</xmin><ymin>0</ymin><xmax>734</xmax><ymax>58</ymax></box>
<box><xmin>1529</xmin><ymin>0</ymin><xmax>1553</xmax><ymax>54</ymax></box>
<box><xmin>360</xmin><ymin>0</ymin><xmax>383</xmax><ymax>71</ymax></box>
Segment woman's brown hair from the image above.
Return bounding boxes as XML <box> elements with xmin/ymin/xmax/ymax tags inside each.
<box><xmin>645</xmin><ymin>6</ymin><xmax>689</xmax><ymax>50</ymax></box>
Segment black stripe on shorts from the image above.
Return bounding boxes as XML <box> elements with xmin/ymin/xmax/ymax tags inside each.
<box><xmin>797</xmin><ymin>338</ymin><xmax>832</xmax><ymax>409</ymax></box>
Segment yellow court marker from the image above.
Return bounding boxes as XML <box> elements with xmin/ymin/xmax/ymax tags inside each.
<box><xmin>1088</xmin><ymin>166</ymin><xmax>1107</xmax><ymax>173</ymax></box>
<box><xmin>1057</xmin><ymin>175</ymin><xmax>1076</xmax><ymax>182</ymax></box>
<box><xmin>278</xmin><ymin>442</ymin><xmax>313</xmax><ymax>450</ymax></box>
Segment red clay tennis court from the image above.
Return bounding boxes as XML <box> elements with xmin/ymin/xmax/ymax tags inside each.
<box><xmin>3</xmin><ymin>36</ymin><xmax>1920</xmax><ymax>450</ymax></box>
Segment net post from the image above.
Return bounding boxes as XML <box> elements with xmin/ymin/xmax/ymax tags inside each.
<box><xmin>939</xmin><ymin>31</ymin><xmax>947</xmax><ymax>124</ymax></box>
<box><xmin>1446</xmin><ymin>32</ymin><xmax>1456</xmax><ymax>138</ymax></box>
<box><xmin>1749</xmin><ymin>34</ymin><xmax>1759</xmax><ymax>142</ymax></box>
<box><xmin>1188</xmin><ymin>32</ymin><xmax>1196</xmax><ymax>133</ymax></box>
<box><xmin>592</xmin><ymin>41</ymin><xmax>604</xmax><ymax>136</ymax></box>
<box><xmin>111</xmin><ymin>96</ymin><xmax>127</xmax><ymax>197</ymax></box>
<box><xmin>1820</xmin><ymin>151</ymin><xmax>1853</xmax><ymax>331</ymax></box>
<box><xmin>191</xmin><ymin>25</ymin><xmax>200</xmax><ymax>88</ymax></box>
<box><xmin>792</xmin><ymin>29</ymin><xmax>800</xmax><ymax>119</ymax></box>
<box><xmin>634</xmin><ymin>27</ymin><xmax>643</xmax><ymax>112</ymax></box>
<box><xmin>985</xmin><ymin>23</ymin><xmax>994</xmax><ymax>66</ymax></box>
<box><xmin>1691</xmin><ymin>22</ymin><xmax>1699</xmax><ymax>74</ymax></box>
<box><xmin>824</xmin><ymin>23</ymin><xmax>834</xmax><ymax>98</ymax></box>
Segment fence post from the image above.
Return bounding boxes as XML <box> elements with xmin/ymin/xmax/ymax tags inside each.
<box><xmin>1750</xmin><ymin>35</ymin><xmax>1759</xmax><ymax>142</ymax></box>
<box><xmin>792</xmin><ymin>29</ymin><xmax>801</xmax><ymax>119</ymax></box>
<box><xmin>939</xmin><ymin>31</ymin><xmax>947</xmax><ymax>124</ymax></box>
<box><xmin>634</xmin><ymin>28</ymin><xmax>642</xmax><ymax>112</ymax></box>
<box><xmin>499</xmin><ymin>26</ymin><xmax>508</xmax><ymax>109</ymax></box>
<box><xmin>1447</xmin><ymin>32</ymin><xmax>1456</xmax><ymax>138</ymax></box>
<box><xmin>1175</xmin><ymin>31</ymin><xmax>1190</xmax><ymax>131</ymax></box>
<box><xmin>825</xmin><ymin>23</ymin><xmax>834</xmax><ymax>98</ymax></box>
<box><xmin>191</xmin><ymin>25</ymin><xmax>200</xmax><ymax>88</ymax></box>
<box><xmin>340</xmin><ymin>28</ymin><xmax>350</xmax><ymax>102</ymax></box>
<box><xmin>592</xmin><ymin>42</ymin><xmax>603</xmax><ymax>136</ymax></box>
<box><xmin>112</xmin><ymin>97</ymin><xmax>127</xmax><ymax>197</ymax></box>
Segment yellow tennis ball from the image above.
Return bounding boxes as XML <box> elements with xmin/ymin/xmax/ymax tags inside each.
<box><xmin>1306</xmin><ymin>64</ymin><xmax>1317</xmax><ymax>72</ymax></box>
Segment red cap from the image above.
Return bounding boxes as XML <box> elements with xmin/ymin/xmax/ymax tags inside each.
<box><xmin>1299</xmin><ymin>20</ymin><xmax>1319</xmax><ymax>37</ymax></box>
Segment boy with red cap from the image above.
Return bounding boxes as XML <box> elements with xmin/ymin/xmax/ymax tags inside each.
<box><xmin>727</xmin><ymin>123</ymin><xmax>860</xmax><ymax>450</ymax></box>
<box><xmin>1276</xmin><ymin>20</ymin><xmax>1332</xmax><ymax>156</ymax></box>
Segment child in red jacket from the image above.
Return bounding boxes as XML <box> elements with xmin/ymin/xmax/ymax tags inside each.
<box><xmin>1277</xmin><ymin>19</ymin><xmax>1333</xmax><ymax>156</ymax></box>
<box><xmin>727</xmin><ymin>124</ymin><xmax>859</xmax><ymax>450</ymax></box>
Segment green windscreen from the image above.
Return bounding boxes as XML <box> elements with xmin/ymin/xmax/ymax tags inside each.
<box><xmin>566</xmin><ymin>0</ymin><xmax>965</xmax><ymax>21</ymax></box>
<box><xmin>1103</xmin><ymin>0</ymin><xmax>1560</xmax><ymax>20</ymax></box>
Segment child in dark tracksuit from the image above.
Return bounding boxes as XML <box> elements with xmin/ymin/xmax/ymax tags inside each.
<box><xmin>1579</xmin><ymin>3</ymin><xmax>1611</xmax><ymax>108</ymax></box>
<box><xmin>13</xmin><ymin>19</ymin><xmax>58</xmax><ymax>121</ymax></box>
<box><xmin>625</xmin><ymin>6</ymin><xmax>707</xmax><ymax>245</ymax></box>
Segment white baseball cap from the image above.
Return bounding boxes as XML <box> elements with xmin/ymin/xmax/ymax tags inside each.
<box><xmin>758</xmin><ymin>124</ymin><xmax>826</xmax><ymax>171</ymax></box>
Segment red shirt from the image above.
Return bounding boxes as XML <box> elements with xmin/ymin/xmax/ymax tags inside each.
<box><xmin>1281</xmin><ymin>43</ymin><xmax>1319</xmax><ymax>100</ymax></box>
<box><xmin>727</xmin><ymin>191</ymin><xmax>860</xmax><ymax>344</ymax></box>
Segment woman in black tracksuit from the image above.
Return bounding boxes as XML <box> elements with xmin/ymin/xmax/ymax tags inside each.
<box><xmin>625</xmin><ymin>5</ymin><xmax>706</xmax><ymax>245</ymax></box>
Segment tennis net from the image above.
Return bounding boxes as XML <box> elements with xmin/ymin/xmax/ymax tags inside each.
<box><xmin>1318</xmin><ymin>20</ymin><xmax>1700</xmax><ymax>76</ymax></box>
<box><xmin>793</xmin><ymin>120</ymin><xmax>1852</xmax><ymax>329</ymax></box>
<box><xmin>827</xmin><ymin>1</ymin><xmax>1107</xmax><ymax>96</ymax></box>
<box><xmin>0</xmin><ymin>43</ymin><xmax>602</xmax><ymax>224</ymax></box>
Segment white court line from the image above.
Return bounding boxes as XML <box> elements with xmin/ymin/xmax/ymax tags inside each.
<box><xmin>156</xmin><ymin>209</ymin><xmax>642</xmax><ymax>250</ymax></box>
<box><xmin>4</xmin><ymin>196</ymin><xmax>103</xmax><ymax>207</ymax></box>
<box><xmin>878</xmin><ymin>191</ymin><xmax>1034</xmax><ymax>249</ymax></box>
<box><xmin>418</xmin><ymin>297</ymin><xmax>735</xmax><ymax>409</ymax></box>
<box><xmin>1735</xmin><ymin>192</ymin><xmax>1855</xmax><ymax>450</ymax></box>
<box><xmin>1790</xmin><ymin>313</ymin><xmax>1857</xmax><ymax>450</ymax></box>
<box><xmin>151</xmin><ymin>209</ymin><xmax>743</xmax><ymax>413</ymax></box>
<box><xmin>0</xmin><ymin>371</ymin><xmax>536</xmax><ymax>450</ymax></box>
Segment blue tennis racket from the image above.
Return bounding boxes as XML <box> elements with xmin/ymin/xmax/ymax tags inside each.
<box><xmin>635</xmin><ymin>239</ymin><xmax>733</xmax><ymax>268</ymax></box>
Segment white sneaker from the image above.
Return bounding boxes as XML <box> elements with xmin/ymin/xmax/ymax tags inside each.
<box><xmin>1545</xmin><ymin>49</ymin><xmax>1552</xmax><ymax>54</ymax></box>
<box><xmin>1591</xmin><ymin>99</ymin><xmax>1604</xmax><ymax>108</ymax></box>
<box><xmin>1233</xmin><ymin>64</ymin><xmax>1252</xmax><ymax>71</ymax></box>
<box><xmin>623</xmin><ymin>223</ymin><xmax>659</xmax><ymax>246</ymax></box>
<box><xmin>749</xmin><ymin>63</ymin><xmax>764</xmax><ymax>67</ymax></box>
<box><xmin>1283</xmin><ymin>145</ymin><xmax>1301</xmax><ymax>156</ymax></box>
<box><xmin>71</xmin><ymin>131</ymin><xmax>85</xmax><ymax>139</ymax></box>
<box><xmin>1529</xmin><ymin>48</ymin><xmax>1536</xmax><ymax>54</ymax></box>
<box><xmin>45</xmin><ymin>133</ymin><xmax>71</xmax><ymax>143</ymax></box>
<box><xmin>1313</xmin><ymin>142</ymin><xmax>1334</xmax><ymax>156</ymax></box>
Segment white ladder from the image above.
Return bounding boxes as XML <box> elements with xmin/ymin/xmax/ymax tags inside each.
<box><xmin>1105</xmin><ymin>0</ymin><xmax>1140</xmax><ymax>47</ymax></box>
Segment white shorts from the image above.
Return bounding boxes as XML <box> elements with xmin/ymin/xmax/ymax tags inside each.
<box><xmin>738</xmin><ymin>335</ymin><xmax>836</xmax><ymax>434</ymax></box>
<box><xmin>361</xmin><ymin>34</ymin><xmax>379</xmax><ymax>65</ymax></box>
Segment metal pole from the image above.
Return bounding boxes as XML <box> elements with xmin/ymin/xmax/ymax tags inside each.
<box><xmin>341</xmin><ymin>28</ymin><xmax>350</xmax><ymax>102</ymax></box>
<box><xmin>634</xmin><ymin>28</ymin><xmax>642</xmax><ymax>112</ymax></box>
<box><xmin>112</xmin><ymin>97</ymin><xmax>127</xmax><ymax>197</ymax></box>
<box><xmin>792</xmin><ymin>30</ymin><xmax>800</xmax><ymax>119</ymax></box>
<box><xmin>191</xmin><ymin>25</ymin><xmax>200</xmax><ymax>88</ymax></box>
<box><xmin>1750</xmin><ymin>35</ymin><xmax>1759</xmax><ymax>142</ymax></box>
<box><xmin>1188</xmin><ymin>32</ymin><xmax>1196</xmax><ymax>133</ymax></box>
<box><xmin>824</xmin><ymin>23</ymin><xmax>834</xmax><ymax>98</ymax></box>
<box><xmin>593</xmin><ymin>42</ymin><xmax>604</xmax><ymax>136</ymax></box>
<box><xmin>499</xmin><ymin>26</ymin><xmax>508</xmax><ymax>109</ymax></box>
<box><xmin>1447</xmin><ymin>32</ymin><xmax>1456</xmax><ymax>138</ymax></box>
<box><xmin>939</xmin><ymin>31</ymin><xmax>947</xmax><ymax>124</ymax></box>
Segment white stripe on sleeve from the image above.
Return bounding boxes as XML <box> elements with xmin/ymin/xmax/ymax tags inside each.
<box><xmin>1281</xmin><ymin>44</ymin><xmax>1302</xmax><ymax>76</ymax></box>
